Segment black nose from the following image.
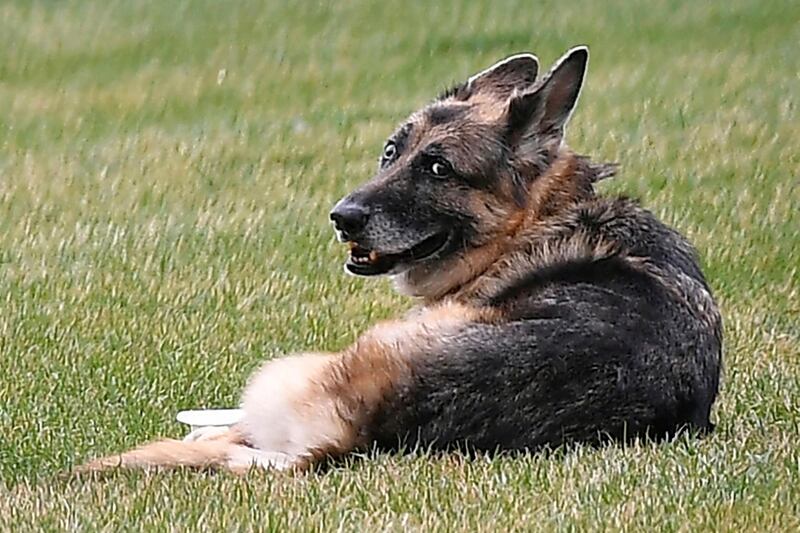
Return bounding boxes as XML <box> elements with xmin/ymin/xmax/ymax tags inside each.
<box><xmin>330</xmin><ymin>201</ymin><xmax>369</xmax><ymax>239</ymax></box>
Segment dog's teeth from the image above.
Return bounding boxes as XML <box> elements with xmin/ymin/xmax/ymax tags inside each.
<box><xmin>349</xmin><ymin>247</ymin><xmax>379</xmax><ymax>266</ymax></box>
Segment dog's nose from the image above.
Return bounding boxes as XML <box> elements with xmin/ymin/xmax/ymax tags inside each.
<box><xmin>330</xmin><ymin>202</ymin><xmax>369</xmax><ymax>239</ymax></box>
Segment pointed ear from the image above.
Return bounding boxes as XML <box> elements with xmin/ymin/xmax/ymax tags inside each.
<box><xmin>505</xmin><ymin>46</ymin><xmax>589</xmax><ymax>140</ymax></box>
<box><xmin>444</xmin><ymin>53</ymin><xmax>539</xmax><ymax>101</ymax></box>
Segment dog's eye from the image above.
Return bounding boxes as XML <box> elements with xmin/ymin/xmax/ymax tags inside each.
<box><xmin>381</xmin><ymin>142</ymin><xmax>397</xmax><ymax>164</ymax></box>
<box><xmin>430</xmin><ymin>160</ymin><xmax>452</xmax><ymax>178</ymax></box>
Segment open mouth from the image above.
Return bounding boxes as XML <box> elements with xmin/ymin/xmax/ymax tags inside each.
<box><xmin>345</xmin><ymin>231</ymin><xmax>451</xmax><ymax>276</ymax></box>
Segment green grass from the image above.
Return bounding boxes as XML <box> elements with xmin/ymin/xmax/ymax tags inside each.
<box><xmin>1</xmin><ymin>0</ymin><xmax>799</xmax><ymax>530</ymax></box>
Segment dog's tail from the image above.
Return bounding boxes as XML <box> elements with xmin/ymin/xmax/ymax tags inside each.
<box><xmin>73</xmin><ymin>427</ymin><xmax>267</xmax><ymax>475</ymax></box>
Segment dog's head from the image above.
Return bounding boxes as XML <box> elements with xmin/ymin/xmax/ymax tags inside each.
<box><xmin>331</xmin><ymin>46</ymin><xmax>594</xmax><ymax>293</ymax></box>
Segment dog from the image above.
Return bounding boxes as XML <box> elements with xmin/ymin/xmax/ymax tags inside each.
<box><xmin>78</xmin><ymin>46</ymin><xmax>722</xmax><ymax>474</ymax></box>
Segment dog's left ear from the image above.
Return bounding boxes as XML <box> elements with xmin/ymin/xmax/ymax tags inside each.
<box><xmin>505</xmin><ymin>46</ymin><xmax>589</xmax><ymax>145</ymax></box>
<box><xmin>443</xmin><ymin>53</ymin><xmax>539</xmax><ymax>101</ymax></box>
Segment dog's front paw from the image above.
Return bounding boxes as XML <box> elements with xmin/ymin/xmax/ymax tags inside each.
<box><xmin>183</xmin><ymin>426</ymin><xmax>231</xmax><ymax>442</ymax></box>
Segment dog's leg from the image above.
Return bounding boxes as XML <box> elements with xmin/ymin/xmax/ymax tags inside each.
<box><xmin>74</xmin><ymin>426</ymin><xmax>246</xmax><ymax>474</ymax></box>
<box><xmin>183</xmin><ymin>426</ymin><xmax>232</xmax><ymax>442</ymax></box>
<box><xmin>75</xmin><ymin>425</ymin><xmax>303</xmax><ymax>475</ymax></box>
<box><xmin>76</xmin><ymin>302</ymin><xmax>495</xmax><ymax>474</ymax></box>
<box><xmin>236</xmin><ymin>353</ymin><xmax>354</xmax><ymax>467</ymax></box>
<box><xmin>225</xmin><ymin>446</ymin><xmax>298</xmax><ymax>473</ymax></box>
<box><xmin>237</xmin><ymin>303</ymin><xmax>498</xmax><ymax>468</ymax></box>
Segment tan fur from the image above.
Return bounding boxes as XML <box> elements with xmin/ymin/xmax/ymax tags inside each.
<box><xmin>395</xmin><ymin>239</ymin><xmax>508</xmax><ymax>302</ymax></box>
<box><xmin>524</xmin><ymin>150</ymin><xmax>594</xmax><ymax>220</ymax></box>
<box><xmin>72</xmin><ymin>426</ymin><xmax>278</xmax><ymax>475</ymax></box>
<box><xmin>77</xmin><ymin>303</ymin><xmax>498</xmax><ymax>474</ymax></box>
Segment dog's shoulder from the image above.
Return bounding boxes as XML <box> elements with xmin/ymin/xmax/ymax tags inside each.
<box><xmin>572</xmin><ymin>196</ymin><xmax>708</xmax><ymax>287</ymax></box>
<box><xmin>477</xmin><ymin>195</ymin><xmax>717</xmax><ymax>326</ymax></box>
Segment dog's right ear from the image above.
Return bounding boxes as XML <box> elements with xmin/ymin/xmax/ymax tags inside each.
<box><xmin>505</xmin><ymin>46</ymin><xmax>589</xmax><ymax>145</ymax></box>
<box><xmin>441</xmin><ymin>53</ymin><xmax>539</xmax><ymax>101</ymax></box>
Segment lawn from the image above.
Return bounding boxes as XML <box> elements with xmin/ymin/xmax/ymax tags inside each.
<box><xmin>1</xmin><ymin>0</ymin><xmax>798</xmax><ymax>530</ymax></box>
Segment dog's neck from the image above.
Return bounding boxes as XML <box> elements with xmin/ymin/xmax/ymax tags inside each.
<box><xmin>392</xmin><ymin>149</ymin><xmax>615</xmax><ymax>304</ymax></box>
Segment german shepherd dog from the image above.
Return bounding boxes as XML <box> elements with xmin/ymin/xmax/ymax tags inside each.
<box><xmin>79</xmin><ymin>46</ymin><xmax>722</xmax><ymax>473</ymax></box>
